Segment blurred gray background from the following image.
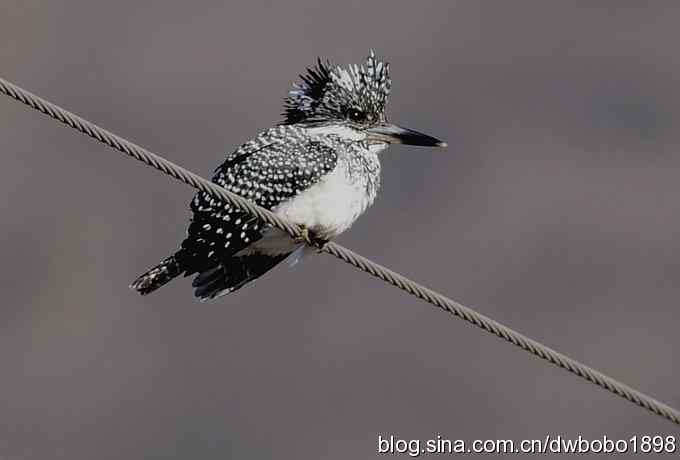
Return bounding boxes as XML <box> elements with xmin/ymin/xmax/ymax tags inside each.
<box><xmin>1</xmin><ymin>1</ymin><xmax>679</xmax><ymax>458</ymax></box>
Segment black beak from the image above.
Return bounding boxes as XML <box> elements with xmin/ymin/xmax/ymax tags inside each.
<box><xmin>366</xmin><ymin>123</ymin><xmax>446</xmax><ymax>147</ymax></box>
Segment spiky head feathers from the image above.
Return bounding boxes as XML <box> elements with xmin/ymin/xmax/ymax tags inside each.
<box><xmin>283</xmin><ymin>51</ymin><xmax>391</xmax><ymax>125</ymax></box>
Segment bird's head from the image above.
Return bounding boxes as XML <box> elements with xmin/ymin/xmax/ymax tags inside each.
<box><xmin>282</xmin><ymin>51</ymin><xmax>446</xmax><ymax>148</ymax></box>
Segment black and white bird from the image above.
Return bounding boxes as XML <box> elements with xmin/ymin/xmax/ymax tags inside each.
<box><xmin>131</xmin><ymin>51</ymin><xmax>445</xmax><ymax>300</ymax></box>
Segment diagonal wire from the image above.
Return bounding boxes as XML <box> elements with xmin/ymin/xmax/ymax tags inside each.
<box><xmin>1</xmin><ymin>75</ymin><xmax>679</xmax><ymax>425</ymax></box>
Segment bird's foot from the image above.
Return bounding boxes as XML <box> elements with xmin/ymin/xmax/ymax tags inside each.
<box><xmin>295</xmin><ymin>226</ymin><xmax>329</xmax><ymax>252</ymax></box>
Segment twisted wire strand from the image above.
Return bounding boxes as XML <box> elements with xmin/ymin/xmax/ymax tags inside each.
<box><xmin>1</xmin><ymin>75</ymin><xmax>678</xmax><ymax>425</ymax></box>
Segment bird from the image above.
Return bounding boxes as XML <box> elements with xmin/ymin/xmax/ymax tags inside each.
<box><xmin>130</xmin><ymin>51</ymin><xmax>445</xmax><ymax>300</ymax></box>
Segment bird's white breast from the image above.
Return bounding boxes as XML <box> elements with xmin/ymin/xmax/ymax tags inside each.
<box><xmin>246</xmin><ymin>143</ymin><xmax>385</xmax><ymax>257</ymax></box>
<box><xmin>275</xmin><ymin>162</ymin><xmax>372</xmax><ymax>239</ymax></box>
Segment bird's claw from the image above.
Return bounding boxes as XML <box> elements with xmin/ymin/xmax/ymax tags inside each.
<box><xmin>296</xmin><ymin>226</ymin><xmax>329</xmax><ymax>251</ymax></box>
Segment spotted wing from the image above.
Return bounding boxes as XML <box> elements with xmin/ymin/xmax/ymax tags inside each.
<box><xmin>179</xmin><ymin>127</ymin><xmax>338</xmax><ymax>275</ymax></box>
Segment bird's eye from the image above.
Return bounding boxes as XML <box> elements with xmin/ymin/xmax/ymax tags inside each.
<box><xmin>347</xmin><ymin>109</ymin><xmax>366</xmax><ymax>123</ymax></box>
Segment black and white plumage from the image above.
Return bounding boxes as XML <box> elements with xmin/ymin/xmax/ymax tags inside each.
<box><xmin>131</xmin><ymin>51</ymin><xmax>445</xmax><ymax>300</ymax></box>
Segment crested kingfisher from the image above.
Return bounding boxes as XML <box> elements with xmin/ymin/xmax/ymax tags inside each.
<box><xmin>131</xmin><ymin>51</ymin><xmax>446</xmax><ymax>300</ymax></box>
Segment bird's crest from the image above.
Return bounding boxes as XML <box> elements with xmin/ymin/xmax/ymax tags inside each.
<box><xmin>283</xmin><ymin>50</ymin><xmax>391</xmax><ymax>125</ymax></box>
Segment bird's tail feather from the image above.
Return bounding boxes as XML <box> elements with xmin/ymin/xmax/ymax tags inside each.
<box><xmin>130</xmin><ymin>253</ymin><xmax>184</xmax><ymax>295</ymax></box>
<box><xmin>192</xmin><ymin>253</ymin><xmax>289</xmax><ymax>301</ymax></box>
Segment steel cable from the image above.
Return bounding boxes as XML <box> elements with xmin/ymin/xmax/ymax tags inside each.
<box><xmin>1</xmin><ymin>75</ymin><xmax>678</xmax><ymax>425</ymax></box>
